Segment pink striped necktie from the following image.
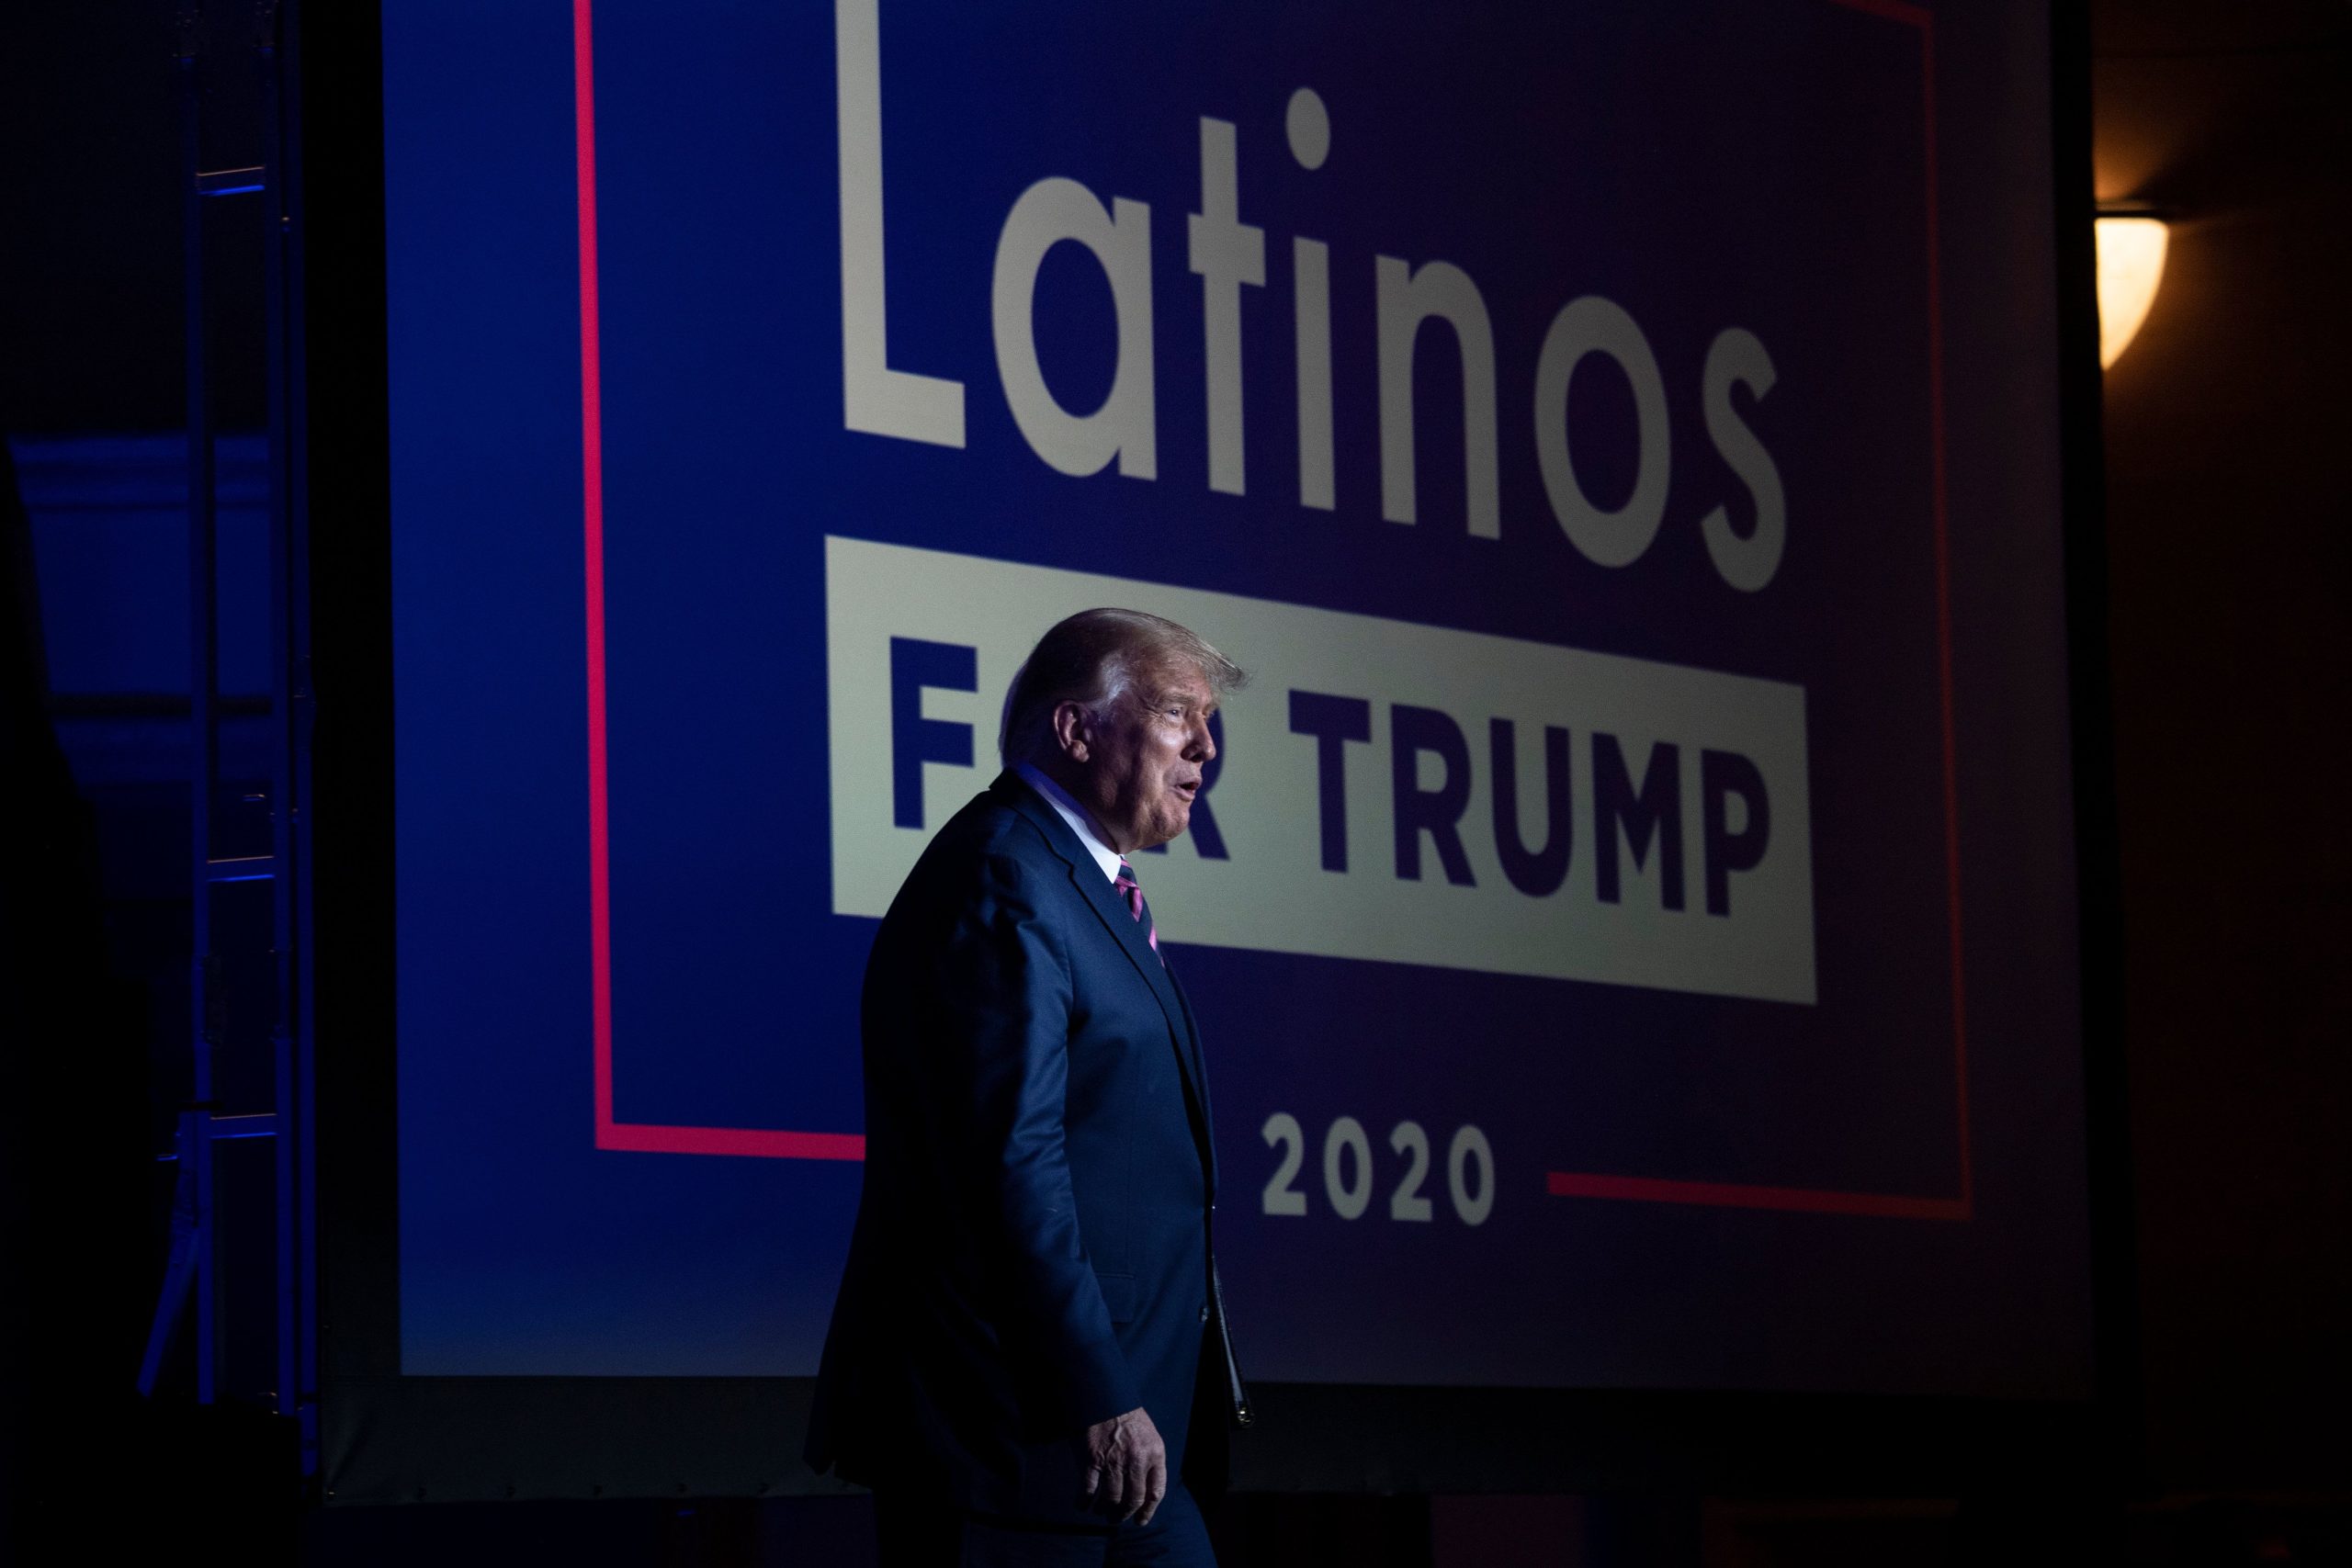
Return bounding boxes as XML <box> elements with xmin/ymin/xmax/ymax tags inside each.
<box><xmin>1113</xmin><ymin>856</ymin><xmax>1162</xmax><ymax>965</ymax></box>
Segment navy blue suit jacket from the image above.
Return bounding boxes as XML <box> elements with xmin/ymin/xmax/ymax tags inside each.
<box><xmin>807</xmin><ymin>772</ymin><xmax>1247</xmax><ymax>1520</ymax></box>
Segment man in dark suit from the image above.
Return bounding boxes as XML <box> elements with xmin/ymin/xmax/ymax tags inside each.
<box><xmin>808</xmin><ymin>608</ymin><xmax>1251</xmax><ymax>1566</ymax></box>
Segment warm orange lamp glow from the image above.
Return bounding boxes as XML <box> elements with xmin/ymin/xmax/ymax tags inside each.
<box><xmin>2096</xmin><ymin>216</ymin><xmax>2167</xmax><ymax>369</ymax></box>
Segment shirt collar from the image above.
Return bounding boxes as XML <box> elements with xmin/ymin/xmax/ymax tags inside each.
<box><xmin>1014</xmin><ymin>762</ymin><xmax>1125</xmax><ymax>882</ymax></box>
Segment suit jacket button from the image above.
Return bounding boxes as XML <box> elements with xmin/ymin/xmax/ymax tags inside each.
<box><xmin>1200</xmin><ymin>1303</ymin><xmax>1210</xmax><ymax>1325</ymax></box>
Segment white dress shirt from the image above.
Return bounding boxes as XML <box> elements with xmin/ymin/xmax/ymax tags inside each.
<box><xmin>1013</xmin><ymin>762</ymin><xmax>1124</xmax><ymax>884</ymax></box>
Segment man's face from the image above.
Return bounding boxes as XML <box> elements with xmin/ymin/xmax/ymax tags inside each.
<box><xmin>1058</xmin><ymin>662</ymin><xmax>1218</xmax><ymax>853</ymax></box>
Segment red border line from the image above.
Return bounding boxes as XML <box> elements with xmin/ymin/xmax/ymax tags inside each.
<box><xmin>575</xmin><ymin>0</ymin><xmax>864</xmax><ymax>1164</ymax></box>
<box><xmin>576</xmin><ymin>2</ymin><xmax>1967</xmax><ymax>1194</ymax></box>
<box><xmin>600</xmin><ymin>1121</ymin><xmax>867</xmax><ymax>1161</ymax></box>
<box><xmin>578</xmin><ymin>0</ymin><xmax>612</xmax><ymax>1140</ymax></box>
<box><xmin>1545</xmin><ymin>0</ymin><xmax>1971</xmax><ymax>1222</ymax></box>
<box><xmin>1918</xmin><ymin>10</ymin><xmax>1973</xmax><ymax>1222</ymax></box>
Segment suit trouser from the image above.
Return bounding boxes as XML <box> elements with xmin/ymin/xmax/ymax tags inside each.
<box><xmin>873</xmin><ymin>1484</ymin><xmax>1216</xmax><ymax>1568</ymax></box>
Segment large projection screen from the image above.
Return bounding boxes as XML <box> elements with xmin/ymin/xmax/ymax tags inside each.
<box><xmin>334</xmin><ymin>0</ymin><xmax>2099</xmax><ymax>1501</ymax></box>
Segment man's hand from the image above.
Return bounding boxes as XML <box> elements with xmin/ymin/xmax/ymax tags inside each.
<box><xmin>1080</xmin><ymin>1405</ymin><xmax>1167</xmax><ymax>1524</ymax></box>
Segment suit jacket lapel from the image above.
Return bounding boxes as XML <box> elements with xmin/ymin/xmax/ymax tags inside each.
<box><xmin>993</xmin><ymin>775</ymin><xmax>1212</xmax><ymax>1137</ymax></box>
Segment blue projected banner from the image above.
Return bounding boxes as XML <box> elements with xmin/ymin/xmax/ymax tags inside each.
<box><xmin>388</xmin><ymin>0</ymin><xmax>2092</xmax><ymax>1395</ymax></box>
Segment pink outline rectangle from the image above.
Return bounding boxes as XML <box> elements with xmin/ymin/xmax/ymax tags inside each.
<box><xmin>571</xmin><ymin>0</ymin><xmax>1971</xmax><ymax>1211</ymax></box>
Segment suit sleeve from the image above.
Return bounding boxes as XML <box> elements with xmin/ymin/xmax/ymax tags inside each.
<box><xmin>931</xmin><ymin>851</ymin><xmax>1139</xmax><ymax>1434</ymax></box>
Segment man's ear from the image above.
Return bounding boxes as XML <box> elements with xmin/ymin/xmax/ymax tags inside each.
<box><xmin>1051</xmin><ymin>699</ymin><xmax>1091</xmax><ymax>763</ymax></box>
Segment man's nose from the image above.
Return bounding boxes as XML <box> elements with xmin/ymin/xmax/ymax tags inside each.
<box><xmin>1190</xmin><ymin>716</ymin><xmax>1216</xmax><ymax>762</ymax></box>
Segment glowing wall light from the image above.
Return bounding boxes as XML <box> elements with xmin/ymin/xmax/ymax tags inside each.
<box><xmin>2096</xmin><ymin>215</ymin><xmax>2167</xmax><ymax>369</ymax></box>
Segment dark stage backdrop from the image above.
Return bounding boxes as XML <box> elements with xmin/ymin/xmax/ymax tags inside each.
<box><xmin>375</xmin><ymin>0</ymin><xmax>2090</xmax><ymax>1432</ymax></box>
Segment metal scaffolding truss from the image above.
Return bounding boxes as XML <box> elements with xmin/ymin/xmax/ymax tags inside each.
<box><xmin>138</xmin><ymin>0</ymin><xmax>318</xmax><ymax>1478</ymax></box>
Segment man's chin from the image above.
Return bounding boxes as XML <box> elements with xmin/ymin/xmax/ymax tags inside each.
<box><xmin>1141</xmin><ymin>805</ymin><xmax>1192</xmax><ymax>850</ymax></box>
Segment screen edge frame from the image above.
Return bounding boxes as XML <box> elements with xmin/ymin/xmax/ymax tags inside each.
<box><xmin>306</xmin><ymin>0</ymin><xmax>2134</xmax><ymax>1506</ymax></box>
